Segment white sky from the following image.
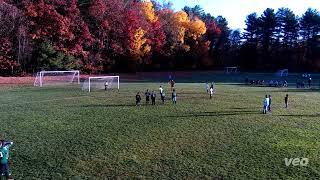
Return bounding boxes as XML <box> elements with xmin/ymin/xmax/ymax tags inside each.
<box><xmin>170</xmin><ymin>0</ymin><xmax>320</xmax><ymax>30</ymax></box>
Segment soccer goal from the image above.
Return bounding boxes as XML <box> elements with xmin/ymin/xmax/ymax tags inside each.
<box><xmin>276</xmin><ymin>69</ymin><xmax>288</xmax><ymax>77</ymax></box>
<box><xmin>225</xmin><ymin>67</ymin><xmax>239</xmax><ymax>74</ymax></box>
<box><xmin>34</xmin><ymin>70</ymin><xmax>80</xmax><ymax>87</ymax></box>
<box><xmin>82</xmin><ymin>76</ymin><xmax>119</xmax><ymax>92</ymax></box>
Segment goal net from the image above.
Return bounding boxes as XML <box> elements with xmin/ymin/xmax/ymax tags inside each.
<box><xmin>82</xmin><ymin>76</ymin><xmax>119</xmax><ymax>92</ymax></box>
<box><xmin>276</xmin><ymin>69</ymin><xmax>288</xmax><ymax>77</ymax></box>
<box><xmin>225</xmin><ymin>67</ymin><xmax>239</xmax><ymax>74</ymax></box>
<box><xmin>34</xmin><ymin>70</ymin><xmax>80</xmax><ymax>87</ymax></box>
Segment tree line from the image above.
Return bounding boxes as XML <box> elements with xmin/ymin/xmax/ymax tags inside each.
<box><xmin>0</xmin><ymin>0</ymin><xmax>319</xmax><ymax>76</ymax></box>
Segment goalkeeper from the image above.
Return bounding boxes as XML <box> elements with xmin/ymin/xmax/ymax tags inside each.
<box><xmin>0</xmin><ymin>140</ymin><xmax>13</xmax><ymax>180</ymax></box>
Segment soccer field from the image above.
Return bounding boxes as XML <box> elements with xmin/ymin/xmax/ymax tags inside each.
<box><xmin>0</xmin><ymin>82</ymin><xmax>320</xmax><ymax>179</ymax></box>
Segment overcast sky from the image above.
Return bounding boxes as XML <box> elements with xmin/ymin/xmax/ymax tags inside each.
<box><xmin>171</xmin><ymin>0</ymin><xmax>320</xmax><ymax>30</ymax></box>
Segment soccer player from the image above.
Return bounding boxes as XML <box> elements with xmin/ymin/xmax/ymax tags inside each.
<box><xmin>268</xmin><ymin>95</ymin><xmax>272</xmax><ymax>112</ymax></box>
<box><xmin>263</xmin><ymin>95</ymin><xmax>269</xmax><ymax>114</ymax></box>
<box><xmin>205</xmin><ymin>82</ymin><xmax>209</xmax><ymax>93</ymax></box>
<box><xmin>172</xmin><ymin>89</ymin><xmax>177</xmax><ymax>104</ymax></box>
<box><xmin>209</xmin><ymin>87</ymin><xmax>214</xmax><ymax>99</ymax></box>
<box><xmin>135</xmin><ymin>92</ymin><xmax>141</xmax><ymax>106</ymax></box>
<box><xmin>104</xmin><ymin>81</ymin><xmax>109</xmax><ymax>91</ymax></box>
<box><xmin>285</xmin><ymin>94</ymin><xmax>289</xmax><ymax>108</ymax></box>
<box><xmin>159</xmin><ymin>86</ymin><xmax>165</xmax><ymax>103</ymax></box>
<box><xmin>145</xmin><ymin>89</ymin><xmax>151</xmax><ymax>104</ymax></box>
<box><xmin>0</xmin><ymin>140</ymin><xmax>13</xmax><ymax>180</ymax></box>
<box><xmin>151</xmin><ymin>91</ymin><xmax>156</xmax><ymax>105</ymax></box>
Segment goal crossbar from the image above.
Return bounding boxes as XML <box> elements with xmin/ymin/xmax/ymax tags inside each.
<box><xmin>34</xmin><ymin>70</ymin><xmax>80</xmax><ymax>87</ymax></box>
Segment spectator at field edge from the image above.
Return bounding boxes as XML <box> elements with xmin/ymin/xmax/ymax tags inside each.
<box><xmin>0</xmin><ymin>140</ymin><xmax>14</xmax><ymax>180</ymax></box>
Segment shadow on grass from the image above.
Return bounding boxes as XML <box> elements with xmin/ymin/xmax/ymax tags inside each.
<box><xmin>165</xmin><ymin>110</ymin><xmax>261</xmax><ymax>118</ymax></box>
<box><xmin>276</xmin><ymin>114</ymin><xmax>320</xmax><ymax>118</ymax></box>
<box><xmin>80</xmin><ymin>104</ymin><xmax>138</xmax><ymax>108</ymax></box>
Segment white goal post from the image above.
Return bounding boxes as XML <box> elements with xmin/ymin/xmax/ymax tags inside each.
<box><xmin>82</xmin><ymin>76</ymin><xmax>120</xmax><ymax>92</ymax></box>
<box><xmin>34</xmin><ymin>70</ymin><xmax>80</xmax><ymax>87</ymax></box>
<box><xmin>225</xmin><ymin>66</ymin><xmax>239</xmax><ymax>74</ymax></box>
<box><xmin>276</xmin><ymin>69</ymin><xmax>288</xmax><ymax>77</ymax></box>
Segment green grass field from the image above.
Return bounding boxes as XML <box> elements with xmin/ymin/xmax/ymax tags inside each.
<box><xmin>1</xmin><ymin>81</ymin><xmax>320</xmax><ymax>179</ymax></box>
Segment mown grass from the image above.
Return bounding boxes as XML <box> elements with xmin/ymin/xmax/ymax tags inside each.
<box><xmin>0</xmin><ymin>82</ymin><xmax>320</xmax><ymax>179</ymax></box>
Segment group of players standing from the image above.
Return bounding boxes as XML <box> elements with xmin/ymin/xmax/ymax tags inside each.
<box><xmin>135</xmin><ymin>79</ymin><xmax>177</xmax><ymax>106</ymax></box>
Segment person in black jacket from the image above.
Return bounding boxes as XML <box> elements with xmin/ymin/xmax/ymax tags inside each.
<box><xmin>136</xmin><ymin>92</ymin><xmax>141</xmax><ymax>106</ymax></box>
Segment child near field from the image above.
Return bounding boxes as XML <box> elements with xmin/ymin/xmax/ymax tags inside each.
<box><xmin>209</xmin><ymin>87</ymin><xmax>214</xmax><ymax>99</ymax></box>
<box><xmin>0</xmin><ymin>140</ymin><xmax>13</xmax><ymax>180</ymax></box>
<box><xmin>145</xmin><ymin>89</ymin><xmax>151</xmax><ymax>104</ymax></box>
<box><xmin>159</xmin><ymin>86</ymin><xmax>165</xmax><ymax>104</ymax></box>
<box><xmin>268</xmin><ymin>95</ymin><xmax>272</xmax><ymax>112</ymax></box>
<box><xmin>135</xmin><ymin>92</ymin><xmax>141</xmax><ymax>106</ymax></box>
<box><xmin>285</xmin><ymin>94</ymin><xmax>289</xmax><ymax>108</ymax></box>
<box><xmin>206</xmin><ymin>82</ymin><xmax>209</xmax><ymax>93</ymax></box>
<box><xmin>263</xmin><ymin>95</ymin><xmax>269</xmax><ymax>114</ymax></box>
<box><xmin>172</xmin><ymin>89</ymin><xmax>177</xmax><ymax>104</ymax></box>
<box><xmin>151</xmin><ymin>91</ymin><xmax>156</xmax><ymax>105</ymax></box>
<box><xmin>104</xmin><ymin>81</ymin><xmax>109</xmax><ymax>90</ymax></box>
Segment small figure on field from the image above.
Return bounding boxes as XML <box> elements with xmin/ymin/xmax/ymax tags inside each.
<box><xmin>0</xmin><ymin>140</ymin><xmax>14</xmax><ymax>180</ymax></box>
<box><xmin>206</xmin><ymin>82</ymin><xmax>209</xmax><ymax>93</ymax></box>
<box><xmin>284</xmin><ymin>94</ymin><xmax>289</xmax><ymax>108</ymax></box>
<box><xmin>172</xmin><ymin>89</ymin><xmax>177</xmax><ymax>104</ymax></box>
<box><xmin>135</xmin><ymin>92</ymin><xmax>141</xmax><ymax>106</ymax></box>
<box><xmin>263</xmin><ymin>95</ymin><xmax>269</xmax><ymax>114</ymax></box>
<box><xmin>104</xmin><ymin>81</ymin><xmax>109</xmax><ymax>90</ymax></box>
<box><xmin>159</xmin><ymin>86</ymin><xmax>165</xmax><ymax>104</ymax></box>
<box><xmin>268</xmin><ymin>95</ymin><xmax>272</xmax><ymax>112</ymax></box>
<box><xmin>209</xmin><ymin>87</ymin><xmax>214</xmax><ymax>99</ymax></box>
<box><xmin>145</xmin><ymin>89</ymin><xmax>151</xmax><ymax>104</ymax></box>
<box><xmin>151</xmin><ymin>91</ymin><xmax>156</xmax><ymax>105</ymax></box>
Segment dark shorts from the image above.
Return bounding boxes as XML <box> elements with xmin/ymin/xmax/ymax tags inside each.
<box><xmin>0</xmin><ymin>163</ymin><xmax>10</xmax><ymax>178</ymax></box>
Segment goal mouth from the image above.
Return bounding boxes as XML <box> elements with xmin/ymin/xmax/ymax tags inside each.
<box><xmin>276</xmin><ymin>69</ymin><xmax>289</xmax><ymax>77</ymax></box>
<box><xmin>82</xmin><ymin>76</ymin><xmax>120</xmax><ymax>92</ymax></box>
<box><xmin>225</xmin><ymin>67</ymin><xmax>239</xmax><ymax>74</ymax></box>
<box><xmin>34</xmin><ymin>70</ymin><xmax>80</xmax><ymax>87</ymax></box>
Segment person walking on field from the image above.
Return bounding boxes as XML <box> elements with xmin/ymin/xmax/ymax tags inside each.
<box><xmin>151</xmin><ymin>91</ymin><xmax>156</xmax><ymax>105</ymax></box>
<box><xmin>172</xmin><ymin>89</ymin><xmax>177</xmax><ymax>104</ymax></box>
<box><xmin>263</xmin><ymin>95</ymin><xmax>269</xmax><ymax>114</ymax></box>
<box><xmin>159</xmin><ymin>86</ymin><xmax>165</xmax><ymax>104</ymax></box>
<box><xmin>268</xmin><ymin>95</ymin><xmax>272</xmax><ymax>112</ymax></box>
<box><xmin>145</xmin><ymin>89</ymin><xmax>151</xmax><ymax>104</ymax></box>
<box><xmin>0</xmin><ymin>140</ymin><xmax>14</xmax><ymax>180</ymax></box>
<box><xmin>284</xmin><ymin>94</ymin><xmax>289</xmax><ymax>108</ymax></box>
<box><xmin>135</xmin><ymin>92</ymin><xmax>141</xmax><ymax>106</ymax></box>
<box><xmin>205</xmin><ymin>82</ymin><xmax>210</xmax><ymax>93</ymax></box>
<box><xmin>209</xmin><ymin>87</ymin><xmax>214</xmax><ymax>99</ymax></box>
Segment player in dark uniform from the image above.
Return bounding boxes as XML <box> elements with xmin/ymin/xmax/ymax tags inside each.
<box><xmin>145</xmin><ymin>89</ymin><xmax>151</xmax><ymax>104</ymax></box>
<box><xmin>151</xmin><ymin>91</ymin><xmax>156</xmax><ymax>105</ymax></box>
<box><xmin>136</xmin><ymin>92</ymin><xmax>141</xmax><ymax>106</ymax></box>
<box><xmin>285</xmin><ymin>94</ymin><xmax>289</xmax><ymax>108</ymax></box>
